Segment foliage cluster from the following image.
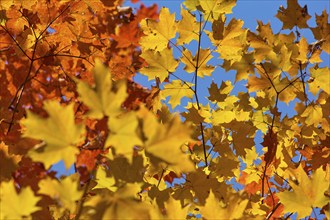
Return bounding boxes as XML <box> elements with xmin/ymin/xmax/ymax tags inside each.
<box><xmin>0</xmin><ymin>0</ymin><xmax>329</xmax><ymax>219</ymax></box>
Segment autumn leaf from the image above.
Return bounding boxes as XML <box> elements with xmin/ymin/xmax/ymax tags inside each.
<box><xmin>140</xmin><ymin>48</ymin><xmax>179</xmax><ymax>82</ymax></box>
<box><xmin>160</xmin><ymin>80</ymin><xmax>194</xmax><ymax>109</ymax></box>
<box><xmin>277</xmin><ymin>166</ymin><xmax>329</xmax><ymax>219</ymax></box>
<box><xmin>198</xmin><ymin>190</ymin><xmax>249</xmax><ymax>219</ymax></box>
<box><xmin>182</xmin><ymin>105</ymin><xmax>205</xmax><ymax>124</ymax></box>
<box><xmin>208</xmin><ymin>18</ymin><xmax>248</xmax><ymax>62</ymax></box>
<box><xmin>75</xmin><ymin>59</ymin><xmax>128</xmax><ymax>119</ymax></box>
<box><xmin>138</xmin><ymin>107</ymin><xmax>194</xmax><ymax>172</ymax></box>
<box><xmin>38</xmin><ymin>175</ymin><xmax>83</xmax><ymax>213</ymax></box>
<box><xmin>84</xmin><ymin>183</ymin><xmax>151</xmax><ymax>219</ymax></box>
<box><xmin>21</xmin><ymin>101</ymin><xmax>85</xmax><ymax>169</ymax></box>
<box><xmin>76</xmin><ymin>149</ymin><xmax>101</xmax><ymax>171</ymax></box>
<box><xmin>208</xmin><ymin>80</ymin><xmax>233</xmax><ymax>102</ymax></box>
<box><xmin>301</xmin><ymin>104</ymin><xmax>323</xmax><ymax>127</ymax></box>
<box><xmin>177</xmin><ymin>7</ymin><xmax>199</xmax><ymax>45</ymax></box>
<box><xmin>275</xmin><ymin>0</ymin><xmax>311</xmax><ymax>29</ymax></box>
<box><xmin>310</xmin><ymin>10</ymin><xmax>330</xmax><ymax>54</ymax></box>
<box><xmin>200</xmin><ymin>0</ymin><xmax>237</xmax><ymax>19</ymax></box>
<box><xmin>183</xmin><ymin>0</ymin><xmax>199</xmax><ymax>11</ymax></box>
<box><xmin>105</xmin><ymin>111</ymin><xmax>143</xmax><ymax>158</ymax></box>
<box><xmin>0</xmin><ymin>141</ymin><xmax>21</xmax><ymax>181</ymax></box>
<box><xmin>140</xmin><ymin>7</ymin><xmax>177</xmax><ymax>52</ymax></box>
<box><xmin>308</xmin><ymin>66</ymin><xmax>330</xmax><ymax>95</ymax></box>
<box><xmin>150</xmin><ymin>196</ymin><xmax>190</xmax><ymax>219</ymax></box>
<box><xmin>93</xmin><ymin>166</ymin><xmax>117</xmax><ymax>191</ymax></box>
<box><xmin>262</xmin><ymin>129</ymin><xmax>278</xmax><ymax>166</ymax></box>
<box><xmin>181</xmin><ymin>48</ymin><xmax>215</xmax><ymax>77</ymax></box>
<box><xmin>0</xmin><ymin>180</ymin><xmax>41</xmax><ymax>219</ymax></box>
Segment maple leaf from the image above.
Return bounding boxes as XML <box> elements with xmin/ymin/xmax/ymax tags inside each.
<box><xmin>21</xmin><ymin>101</ymin><xmax>85</xmax><ymax>169</ymax></box>
<box><xmin>292</xmin><ymin>37</ymin><xmax>309</xmax><ymax>63</ymax></box>
<box><xmin>310</xmin><ymin>10</ymin><xmax>330</xmax><ymax>54</ymax></box>
<box><xmin>208</xmin><ymin>18</ymin><xmax>248</xmax><ymax>63</ymax></box>
<box><xmin>160</xmin><ymin>80</ymin><xmax>194</xmax><ymax>109</ymax></box>
<box><xmin>222</xmin><ymin>52</ymin><xmax>255</xmax><ymax>81</ymax></box>
<box><xmin>85</xmin><ymin>183</ymin><xmax>150</xmax><ymax>219</ymax></box>
<box><xmin>150</xmin><ymin>196</ymin><xmax>190</xmax><ymax>219</ymax></box>
<box><xmin>140</xmin><ymin>48</ymin><xmax>179</xmax><ymax>82</ymax></box>
<box><xmin>177</xmin><ymin>7</ymin><xmax>199</xmax><ymax>45</ymax></box>
<box><xmin>200</xmin><ymin>0</ymin><xmax>237</xmax><ymax>19</ymax></box>
<box><xmin>182</xmin><ymin>105</ymin><xmax>205</xmax><ymax>124</ymax></box>
<box><xmin>308</xmin><ymin>66</ymin><xmax>330</xmax><ymax>95</ymax></box>
<box><xmin>105</xmin><ymin>111</ymin><xmax>143</xmax><ymax>158</ymax></box>
<box><xmin>208</xmin><ymin>80</ymin><xmax>233</xmax><ymax>102</ymax></box>
<box><xmin>140</xmin><ymin>7</ymin><xmax>177</xmax><ymax>52</ymax></box>
<box><xmin>0</xmin><ymin>141</ymin><xmax>21</xmax><ymax>181</ymax></box>
<box><xmin>0</xmin><ymin>180</ymin><xmax>41</xmax><ymax>219</ymax></box>
<box><xmin>275</xmin><ymin>0</ymin><xmax>311</xmax><ymax>30</ymax></box>
<box><xmin>262</xmin><ymin>129</ymin><xmax>278</xmax><ymax>166</ymax></box>
<box><xmin>138</xmin><ymin>107</ymin><xmax>194</xmax><ymax>172</ymax></box>
<box><xmin>181</xmin><ymin>48</ymin><xmax>215</xmax><ymax>77</ymax></box>
<box><xmin>301</xmin><ymin>105</ymin><xmax>323</xmax><ymax>127</ymax></box>
<box><xmin>183</xmin><ymin>0</ymin><xmax>199</xmax><ymax>11</ymax></box>
<box><xmin>198</xmin><ymin>190</ymin><xmax>249</xmax><ymax>219</ymax></box>
<box><xmin>277</xmin><ymin>166</ymin><xmax>329</xmax><ymax>219</ymax></box>
<box><xmin>38</xmin><ymin>175</ymin><xmax>83</xmax><ymax>213</ymax></box>
<box><xmin>75</xmin><ymin>59</ymin><xmax>128</xmax><ymax>119</ymax></box>
<box><xmin>93</xmin><ymin>166</ymin><xmax>117</xmax><ymax>191</ymax></box>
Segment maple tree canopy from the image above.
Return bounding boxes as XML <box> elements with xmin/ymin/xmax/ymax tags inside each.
<box><xmin>0</xmin><ymin>0</ymin><xmax>329</xmax><ymax>219</ymax></box>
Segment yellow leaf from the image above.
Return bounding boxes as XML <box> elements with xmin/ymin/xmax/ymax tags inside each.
<box><xmin>150</xmin><ymin>196</ymin><xmax>190</xmax><ymax>219</ymax></box>
<box><xmin>277</xmin><ymin>166</ymin><xmax>329</xmax><ymax>219</ymax></box>
<box><xmin>222</xmin><ymin>52</ymin><xmax>255</xmax><ymax>82</ymax></box>
<box><xmin>292</xmin><ymin>37</ymin><xmax>309</xmax><ymax>63</ymax></box>
<box><xmin>310</xmin><ymin>10</ymin><xmax>330</xmax><ymax>54</ymax></box>
<box><xmin>140</xmin><ymin>7</ymin><xmax>177</xmax><ymax>52</ymax></box>
<box><xmin>301</xmin><ymin>105</ymin><xmax>323</xmax><ymax>127</ymax></box>
<box><xmin>21</xmin><ymin>101</ymin><xmax>85</xmax><ymax>169</ymax></box>
<box><xmin>138</xmin><ymin>107</ymin><xmax>194</xmax><ymax>172</ymax></box>
<box><xmin>140</xmin><ymin>48</ymin><xmax>179</xmax><ymax>82</ymax></box>
<box><xmin>182</xmin><ymin>48</ymin><xmax>214</xmax><ymax>77</ymax></box>
<box><xmin>160</xmin><ymin>80</ymin><xmax>194</xmax><ymax>109</ymax></box>
<box><xmin>89</xmin><ymin>183</ymin><xmax>151</xmax><ymax>219</ymax></box>
<box><xmin>209</xmin><ymin>18</ymin><xmax>247</xmax><ymax>62</ymax></box>
<box><xmin>183</xmin><ymin>0</ymin><xmax>200</xmax><ymax>11</ymax></box>
<box><xmin>252</xmin><ymin>111</ymin><xmax>268</xmax><ymax>134</ymax></box>
<box><xmin>177</xmin><ymin>7</ymin><xmax>199</xmax><ymax>45</ymax></box>
<box><xmin>212</xmin><ymin>110</ymin><xmax>235</xmax><ymax>124</ymax></box>
<box><xmin>76</xmin><ymin>59</ymin><xmax>127</xmax><ymax>119</ymax></box>
<box><xmin>0</xmin><ymin>0</ymin><xmax>14</xmax><ymax>10</ymax></box>
<box><xmin>93</xmin><ymin>166</ymin><xmax>117</xmax><ymax>191</ymax></box>
<box><xmin>243</xmin><ymin>146</ymin><xmax>259</xmax><ymax>166</ymax></box>
<box><xmin>308</xmin><ymin>66</ymin><xmax>330</xmax><ymax>95</ymax></box>
<box><xmin>198</xmin><ymin>190</ymin><xmax>248</xmax><ymax>219</ymax></box>
<box><xmin>200</xmin><ymin>0</ymin><xmax>237</xmax><ymax>19</ymax></box>
<box><xmin>38</xmin><ymin>175</ymin><xmax>83</xmax><ymax>213</ymax></box>
<box><xmin>275</xmin><ymin>0</ymin><xmax>311</xmax><ymax>30</ymax></box>
<box><xmin>0</xmin><ymin>181</ymin><xmax>41</xmax><ymax>219</ymax></box>
<box><xmin>105</xmin><ymin>112</ymin><xmax>143</xmax><ymax>158</ymax></box>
